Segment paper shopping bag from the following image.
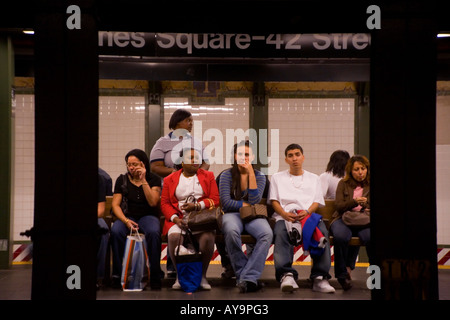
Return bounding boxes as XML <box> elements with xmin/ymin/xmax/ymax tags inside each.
<box><xmin>121</xmin><ymin>229</ymin><xmax>150</xmax><ymax>291</ymax></box>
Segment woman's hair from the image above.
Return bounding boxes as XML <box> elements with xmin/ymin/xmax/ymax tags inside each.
<box><xmin>343</xmin><ymin>154</ymin><xmax>370</xmax><ymax>187</ymax></box>
<box><xmin>125</xmin><ymin>148</ymin><xmax>152</xmax><ymax>180</ymax></box>
<box><xmin>230</xmin><ymin>140</ymin><xmax>254</xmax><ymax>199</ymax></box>
<box><xmin>326</xmin><ymin>150</ymin><xmax>350</xmax><ymax>178</ymax></box>
<box><xmin>168</xmin><ymin>108</ymin><xmax>192</xmax><ymax>130</ymax></box>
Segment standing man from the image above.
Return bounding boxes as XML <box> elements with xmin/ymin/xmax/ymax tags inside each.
<box><xmin>269</xmin><ymin>143</ymin><xmax>335</xmax><ymax>293</ymax></box>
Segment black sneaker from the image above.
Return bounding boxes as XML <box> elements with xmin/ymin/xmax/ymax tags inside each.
<box><xmin>247</xmin><ymin>281</ymin><xmax>264</xmax><ymax>292</ymax></box>
<box><xmin>338</xmin><ymin>277</ymin><xmax>352</xmax><ymax>291</ymax></box>
<box><xmin>238</xmin><ymin>281</ymin><xmax>264</xmax><ymax>293</ymax></box>
<box><xmin>237</xmin><ymin>281</ymin><xmax>248</xmax><ymax>293</ymax></box>
<box><xmin>221</xmin><ymin>265</ymin><xmax>236</xmax><ymax>279</ymax></box>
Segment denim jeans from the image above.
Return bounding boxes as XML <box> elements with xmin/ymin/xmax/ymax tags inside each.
<box><xmin>97</xmin><ymin>218</ymin><xmax>110</xmax><ymax>280</ymax></box>
<box><xmin>330</xmin><ymin>218</ymin><xmax>370</xmax><ymax>279</ymax></box>
<box><xmin>273</xmin><ymin>219</ymin><xmax>332</xmax><ymax>282</ymax></box>
<box><xmin>111</xmin><ymin>215</ymin><xmax>162</xmax><ymax>281</ymax></box>
<box><xmin>222</xmin><ymin>212</ymin><xmax>273</xmax><ymax>285</ymax></box>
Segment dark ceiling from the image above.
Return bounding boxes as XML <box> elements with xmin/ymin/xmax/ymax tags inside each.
<box><xmin>2</xmin><ymin>1</ymin><xmax>450</xmax><ymax>82</ymax></box>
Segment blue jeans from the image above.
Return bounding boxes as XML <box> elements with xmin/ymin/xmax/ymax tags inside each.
<box><xmin>273</xmin><ymin>219</ymin><xmax>332</xmax><ymax>282</ymax></box>
<box><xmin>330</xmin><ymin>218</ymin><xmax>370</xmax><ymax>279</ymax></box>
<box><xmin>111</xmin><ymin>215</ymin><xmax>162</xmax><ymax>281</ymax></box>
<box><xmin>222</xmin><ymin>212</ymin><xmax>273</xmax><ymax>285</ymax></box>
<box><xmin>97</xmin><ymin>218</ymin><xmax>110</xmax><ymax>280</ymax></box>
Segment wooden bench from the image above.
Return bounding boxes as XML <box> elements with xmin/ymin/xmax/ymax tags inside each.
<box><xmin>104</xmin><ymin>196</ymin><xmax>259</xmax><ymax>244</ymax></box>
<box><xmin>103</xmin><ymin>196</ymin><xmax>114</xmax><ymax>227</ymax></box>
<box><xmin>104</xmin><ymin>196</ymin><xmax>363</xmax><ymax>247</ymax></box>
<box><xmin>159</xmin><ymin>208</ymin><xmax>261</xmax><ymax>245</ymax></box>
<box><xmin>316</xmin><ymin>199</ymin><xmax>363</xmax><ymax>246</ymax></box>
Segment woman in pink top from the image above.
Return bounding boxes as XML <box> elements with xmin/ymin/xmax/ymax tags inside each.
<box><xmin>330</xmin><ymin>155</ymin><xmax>370</xmax><ymax>290</ymax></box>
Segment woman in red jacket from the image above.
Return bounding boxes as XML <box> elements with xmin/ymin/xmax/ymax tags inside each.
<box><xmin>161</xmin><ymin>147</ymin><xmax>219</xmax><ymax>290</ymax></box>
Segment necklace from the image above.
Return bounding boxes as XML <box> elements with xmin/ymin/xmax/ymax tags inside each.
<box><xmin>182</xmin><ymin>171</ymin><xmax>195</xmax><ymax>178</ymax></box>
<box><xmin>289</xmin><ymin>172</ymin><xmax>304</xmax><ymax>189</ymax></box>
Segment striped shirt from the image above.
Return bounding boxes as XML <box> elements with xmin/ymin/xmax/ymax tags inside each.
<box><xmin>218</xmin><ymin>168</ymin><xmax>266</xmax><ymax>213</ymax></box>
<box><xmin>149</xmin><ymin>131</ymin><xmax>209</xmax><ymax>170</ymax></box>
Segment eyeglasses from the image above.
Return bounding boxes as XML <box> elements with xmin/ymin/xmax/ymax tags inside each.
<box><xmin>126</xmin><ymin>162</ymin><xmax>140</xmax><ymax>168</ymax></box>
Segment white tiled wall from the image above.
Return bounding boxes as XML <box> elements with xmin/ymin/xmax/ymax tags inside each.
<box><xmin>163</xmin><ymin>97</ymin><xmax>250</xmax><ymax>178</ymax></box>
<box><xmin>436</xmin><ymin>95</ymin><xmax>450</xmax><ymax>245</ymax></box>
<box><xmin>437</xmin><ymin>145</ymin><xmax>450</xmax><ymax>244</ymax></box>
<box><xmin>12</xmin><ymin>94</ymin><xmax>35</xmax><ymax>240</ymax></box>
<box><xmin>10</xmin><ymin>93</ymin><xmax>450</xmax><ymax>248</ymax></box>
<box><xmin>11</xmin><ymin>95</ymin><xmax>147</xmax><ymax>241</ymax></box>
<box><xmin>268</xmin><ymin>98</ymin><xmax>355</xmax><ymax>176</ymax></box>
<box><xmin>98</xmin><ymin>96</ymin><xmax>146</xmax><ymax>186</ymax></box>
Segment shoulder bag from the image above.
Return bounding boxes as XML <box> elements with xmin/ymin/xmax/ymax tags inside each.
<box><xmin>341</xmin><ymin>209</ymin><xmax>370</xmax><ymax>227</ymax></box>
<box><xmin>120</xmin><ymin>174</ymin><xmax>129</xmax><ymax>216</ymax></box>
<box><xmin>187</xmin><ymin>197</ymin><xmax>223</xmax><ymax>232</ymax></box>
<box><xmin>239</xmin><ymin>203</ymin><xmax>268</xmax><ymax>222</ymax></box>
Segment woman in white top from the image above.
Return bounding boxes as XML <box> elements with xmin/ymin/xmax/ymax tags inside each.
<box><xmin>319</xmin><ymin>150</ymin><xmax>350</xmax><ymax>199</ymax></box>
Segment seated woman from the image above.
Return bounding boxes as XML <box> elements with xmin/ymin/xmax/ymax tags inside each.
<box><xmin>160</xmin><ymin>148</ymin><xmax>219</xmax><ymax>290</ymax></box>
<box><xmin>110</xmin><ymin>149</ymin><xmax>163</xmax><ymax>289</ymax></box>
<box><xmin>330</xmin><ymin>154</ymin><xmax>371</xmax><ymax>291</ymax></box>
<box><xmin>319</xmin><ymin>150</ymin><xmax>350</xmax><ymax>199</ymax></box>
<box><xmin>219</xmin><ymin>140</ymin><xmax>273</xmax><ymax>293</ymax></box>
<box><xmin>150</xmin><ymin>108</ymin><xmax>210</xmax><ymax>279</ymax></box>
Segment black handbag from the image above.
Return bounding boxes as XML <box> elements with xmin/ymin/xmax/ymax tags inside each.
<box><xmin>110</xmin><ymin>174</ymin><xmax>129</xmax><ymax>221</ymax></box>
<box><xmin>120</xmin><ymin>174</ymin><xmax>129</xmax><ymax>215</ymax></box>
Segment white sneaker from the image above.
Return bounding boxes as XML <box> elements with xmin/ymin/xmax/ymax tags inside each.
<box><xmin>280</xmin><ymin>273</ymin><xmax>298</xmax><ymax>293</ymax></box>
<box><xmin>172</xmin><ymin>278</ymin><xmax>181</xmax><ymax>290</ymax></box>
<box><xmin>312</xmin><ymin>276</ymin><xmax>335</xmax><ymax>293</ymax></box>
<box><xmin>200</xmin><ymin>277</ymin><xmax>211</xmax><ymax>290</ymax></box>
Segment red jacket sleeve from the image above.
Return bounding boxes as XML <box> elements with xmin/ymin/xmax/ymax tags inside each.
<box><xmin>160</xmin><ymin>173</ymin><xmax>180</xmax><ymax>221</ymax></box>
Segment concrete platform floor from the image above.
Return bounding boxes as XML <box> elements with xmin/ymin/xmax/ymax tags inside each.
<box><xmin>1</xmin><ymin>263</ymin><xmax>449</xmax><ymax>301</ymax></box>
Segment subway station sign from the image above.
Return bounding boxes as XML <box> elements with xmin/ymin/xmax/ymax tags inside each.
<box><xmin>98</xmin><ymin>32</ymin><xmax>370</xmax><ymax>58</ymax></box>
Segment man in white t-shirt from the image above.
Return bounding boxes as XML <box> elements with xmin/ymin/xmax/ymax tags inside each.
<box><xmin>269</xmin><ymin>143</ymin><xmax>335</xmax><ymax>293</ymax></box>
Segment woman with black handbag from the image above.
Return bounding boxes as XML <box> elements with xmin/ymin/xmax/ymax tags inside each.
<box><xmin>160</xmin><ymin>148</ymin><xmax>219</xmax><ymax>290</ymax></box>
<box><xmin>330</xmin><ymin>154</ymin><xmax>371</xmax><ymax>290</ymax></box>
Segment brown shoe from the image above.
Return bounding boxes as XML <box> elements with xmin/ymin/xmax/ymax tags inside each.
<box><xmin>338</xmin><ymin>277</ymin><xmax>352</xmax><ymax>291</ymax></box>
